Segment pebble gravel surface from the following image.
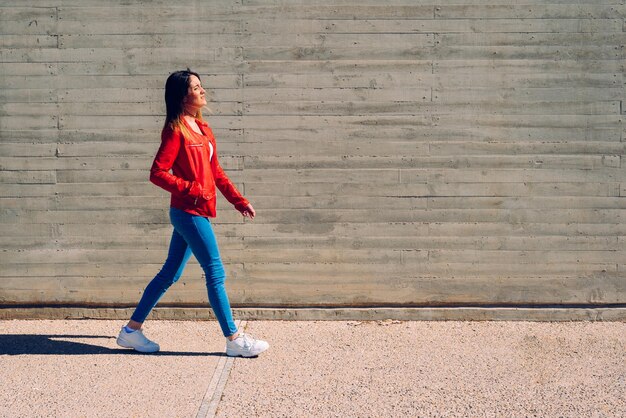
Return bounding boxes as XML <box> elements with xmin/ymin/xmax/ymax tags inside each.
<box><xmin>218</xmin><ymin>320</ymin><xmax>626</xmax><ymax>418</ymax></box>
<box><xmin>1</xmin><ymin>319</ymin><xmax>624</xmax><ymax>417</ymax></box>
<box><xmin>0</xmin><ymin>320</ymin><xmax>227</xmax><ymax>418</ymax></box>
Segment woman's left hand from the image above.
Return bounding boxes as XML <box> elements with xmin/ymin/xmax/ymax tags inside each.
<box><xmin>241</xmin><ymin>203</ymin><xmax>256</xmax><ymax>220</ymax></box>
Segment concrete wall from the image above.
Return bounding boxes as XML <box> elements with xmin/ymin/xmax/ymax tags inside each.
<box><xmin>1</xmin><ymin>0</ymin><xmax>625</xmax><ymax>310</ymax></box>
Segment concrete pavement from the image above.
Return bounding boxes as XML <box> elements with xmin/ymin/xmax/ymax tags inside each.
<box><xmin>1</xmin><ymin>319</ymin><xmax>625</xmax><ymax>417</ymax></box>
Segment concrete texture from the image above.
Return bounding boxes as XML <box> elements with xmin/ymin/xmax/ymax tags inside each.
<box><xmin>1</xmin><ymin>319</ymin><xmax>625</xmax><ymax>417</ymax></box>
<box><xmin>2</xmin><ymin>0</ymin><xmax>625</xmax><ymax>310</ymax></box>
<box><xmin>3</xmin><ymin>306</ymin><xmax>626</xmax><ymax>322</ymax></box>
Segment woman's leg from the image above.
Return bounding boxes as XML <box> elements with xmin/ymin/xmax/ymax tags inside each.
<box><xmin>129</xmin><ymin>228</ymin><xmax>192</xmax><ymax>325</ymax></box>
<box><xmin>169</xmin><ymin>208</ymin><xmax>238</xmax><ymax>338</ymax></box>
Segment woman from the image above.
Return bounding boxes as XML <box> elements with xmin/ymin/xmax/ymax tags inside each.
<box><xmin>116</xmin><ymin>69</ymin><xmax>269</xmax><ymax>357</ymax></box>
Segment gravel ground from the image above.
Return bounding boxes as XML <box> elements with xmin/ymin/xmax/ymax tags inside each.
<box><xmin>1</xmin><ymin>319</ymin><xmax>624</xmax><ymax>418</ymax></box>
<box><xmin>218</xmin><ymin>320</ymin><xmax>626</xmax><ymax>418</ymax></box>
<box><xmin>0</xmin><ymin>320</ymin><xmax>227</xmax><ymax>418</ymax></box>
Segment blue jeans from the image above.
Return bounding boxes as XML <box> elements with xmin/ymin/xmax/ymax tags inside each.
<box><xmin>130</xmin><ymin>207</ymin><xmax>238</xmax><ymax>337</ymax></box>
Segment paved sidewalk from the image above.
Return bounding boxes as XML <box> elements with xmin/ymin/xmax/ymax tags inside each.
<box><xmin>0</xmin><ymin>319</ymin><xmax>625</xmax><ymax>417</ymax></box>
<box><xmin>0</xmin><ymin>320</ymin><xmax>228</xmax><ymax>418</ymax></box>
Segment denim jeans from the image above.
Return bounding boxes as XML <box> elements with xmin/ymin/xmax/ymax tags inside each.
<box><xmin>130</xmin><ymin>207</ymin><xmax>238</xmax><ymax>337</ymax></box>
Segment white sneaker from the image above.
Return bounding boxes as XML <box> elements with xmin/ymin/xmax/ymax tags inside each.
<box><xmin>226</xmin><ymin>333</ymin><xmax>269</xmax><ymax>357</ymax></box>
<box><xmin>116</xmin><ymin>327</ymin><xmax>160</xmax><ymax>353</ymax></box>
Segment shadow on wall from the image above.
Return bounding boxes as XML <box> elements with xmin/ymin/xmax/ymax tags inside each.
<box><xmin>0</xmin><ymin>334</ymin><xmax>225</xmax><ymax>356</ymax></box>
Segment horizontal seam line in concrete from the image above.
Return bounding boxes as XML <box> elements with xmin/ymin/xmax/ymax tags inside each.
<box><xmin>2</xmin><ymin>307</ymin><xmax>626</xmax><ymax>322</ymax></box>
<box><xmin>2</xmin><ymin>303</ymin><xmax>626</xmax><ymax>309</ymax></box>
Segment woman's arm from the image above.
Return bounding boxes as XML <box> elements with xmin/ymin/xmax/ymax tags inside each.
<box><xmin>149</xmin><ymin>127</ymin><xmax>203</xmax><ymax>200</ymax></box>
<box><xmin>211</xmin><ymin>140</ymin><xmax>250</xmax><ymax>214</ymax></box>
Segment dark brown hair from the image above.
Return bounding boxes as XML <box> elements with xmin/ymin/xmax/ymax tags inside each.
<box><xmin>163</xmin><ymin>68</ymin><xmax>203</xmax><ymax>132</ymax></box>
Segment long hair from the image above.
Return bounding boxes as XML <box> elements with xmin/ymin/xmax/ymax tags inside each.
<box><xmin>163</xmin><ymin>68</ymin><xmax>205</xmax><ymax>133</ymax></box>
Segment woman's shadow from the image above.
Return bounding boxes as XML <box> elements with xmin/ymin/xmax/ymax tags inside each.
<box><xmin>0</xmin><ymin>334</ymin><xmax>226</xmax><ymax>356</ymax></box>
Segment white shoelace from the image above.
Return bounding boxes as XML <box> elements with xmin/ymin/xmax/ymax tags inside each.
<box><xmin>240</xmin><ymin>333</ymin><xmax>255</xmax><ymax>348</ymax></box>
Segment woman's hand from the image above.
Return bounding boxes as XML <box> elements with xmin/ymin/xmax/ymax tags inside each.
<box><xmin>241</xmin><ymin>203</ymin><xmax>256</xmax><ymax>220</ymax></box>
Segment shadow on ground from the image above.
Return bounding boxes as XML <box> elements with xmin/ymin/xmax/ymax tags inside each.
<box><xmin>0</xmin><ymin>334</ymin><xmax>226</xmax><ymax>356</ymax></box>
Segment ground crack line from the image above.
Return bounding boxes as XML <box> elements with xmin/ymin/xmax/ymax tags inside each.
<box><xmin>196</xmin><ymin>320</ymin><xmax>245</xmax><ymax>418</ymax></box>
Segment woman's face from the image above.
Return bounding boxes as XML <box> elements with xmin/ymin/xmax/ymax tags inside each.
<box><xmin>183</xmin><ymin>74</ymin><xmax>206</xmax><ymax>113</ymax></box>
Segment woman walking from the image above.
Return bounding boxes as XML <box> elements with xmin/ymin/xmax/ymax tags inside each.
<box><xmin>117</xmin><ymin>69</ymin><xmax>269</xmax><ymax>357</ymax></box>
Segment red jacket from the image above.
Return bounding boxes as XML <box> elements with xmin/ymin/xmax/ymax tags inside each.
<box><xmin>150</xmin><ymin>117</ymin><xmax>249</xmax><ymax>218</ymax></box>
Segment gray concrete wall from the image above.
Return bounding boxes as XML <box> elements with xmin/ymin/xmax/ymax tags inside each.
<box><xmin>1</xmin><ymin>0</ymin><xmax>624</xmax><ymax>310</ymax></box>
